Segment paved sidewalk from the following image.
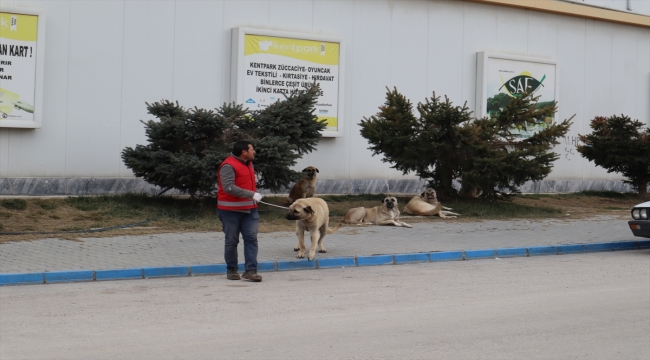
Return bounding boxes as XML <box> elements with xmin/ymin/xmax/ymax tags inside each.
<box><xmin>0</xmin><ymin>215</ymin><xmax>637</xmax><ymax>274</ymax></box>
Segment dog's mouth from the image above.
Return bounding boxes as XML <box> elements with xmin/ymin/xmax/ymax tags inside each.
<box><xmin>285</xmin><ymin>213</ymin><xmax>300</xmax><ymax>220</ymax></box>
<box><xmin>306</xmin><ymin>173</ymin><xmax>315</xmax><ymax>179</ymax></box>
<box><xmin>385</xmin><ymin>202</ymin><xmax>394</xmax><ymax>208</ymax></box>
<box><xmin>426</xmin><ymin>195</ymin><xmax>435</xmax><ymax>200</ymax></box>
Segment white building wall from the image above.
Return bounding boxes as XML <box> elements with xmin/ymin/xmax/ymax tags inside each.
<box><xmin>0</xmin><ymin>0</ymin><xmax>648</xmax><ymax>185</ymax></box>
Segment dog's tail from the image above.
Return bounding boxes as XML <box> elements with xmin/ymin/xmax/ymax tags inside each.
<box><xmin>327</xmin><ymin>223</ymin><xmax>342</xmax><ymax>234</ymax></box>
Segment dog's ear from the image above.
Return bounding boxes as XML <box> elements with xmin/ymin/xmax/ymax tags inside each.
<box><xmin>301</xmin><ymin>168</ymin><xmax>309</xmax><ymax>172</ymax></box>
<box><xmin>420</xmin><ymin>191</ymin><xmax>425</xmax><ymax>197</ymax></box>
<box><xmin>303</xmin><ymin>206</ymin><xmax>314</xmax><ymax>215</ymax></box>
<box><xmin>315</xmin><ymin>167</ymin><xmax>319</xmax><ymax>173</ymax></box>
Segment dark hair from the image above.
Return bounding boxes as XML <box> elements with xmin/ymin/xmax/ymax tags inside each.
<box><xmin>232</xmin><ymin>140</ymin><xmax>253</xmax><ymax>156</ymax></box>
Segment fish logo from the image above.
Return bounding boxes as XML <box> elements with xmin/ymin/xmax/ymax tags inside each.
<box><xmin>499</xmin><ymin>71</ymin><xmax>546</xmax><ymax>98</ymax></box>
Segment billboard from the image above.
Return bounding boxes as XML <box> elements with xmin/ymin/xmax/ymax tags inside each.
<box><xmin>476</xmin><ymin>52</ymin><xmax>558</xmax><ymax>139</ymax></box>
<box><xmin>232</xmin><ymin>28</ymin><xmax>344</xmax><ymax>137</ymax></box>
<box><xmin>0</xmin><ymin>7</ymin><xmax>45</xmax><ymax>128</ymax></box>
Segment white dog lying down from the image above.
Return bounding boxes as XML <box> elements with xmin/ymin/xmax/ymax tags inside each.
<box><xmin>402</xmin><ymin>188</ymin><xmax>461</xmax><ymax>219</ymax></box>
<box><xmin>343</xmin><ymin>197</ymin><xmax>412</xmax><ymax>228</ymax></box>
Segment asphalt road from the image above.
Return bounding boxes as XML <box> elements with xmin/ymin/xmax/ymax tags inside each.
<box><xmin>1</xmin><ymin>251</ymin><xmax>649</xmax><ymax>360</ymax></box>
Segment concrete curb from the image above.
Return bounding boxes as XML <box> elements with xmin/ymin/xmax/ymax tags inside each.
<box><xmin>2</xmin><ymin>240</ymin><xmax>649</xmax><ymax>286</ymax></box>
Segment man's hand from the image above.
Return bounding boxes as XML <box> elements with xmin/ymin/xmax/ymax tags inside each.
<box><xmin>252</xmin><ymin>193</ymin><xmax>263</xmax><ymax>203</ymax></box>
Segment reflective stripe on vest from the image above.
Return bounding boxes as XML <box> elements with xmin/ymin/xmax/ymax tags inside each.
<box><xmin>217</xmin><ymin>200</ymin><xmax>256</xmax><ymax>207</ymax></box>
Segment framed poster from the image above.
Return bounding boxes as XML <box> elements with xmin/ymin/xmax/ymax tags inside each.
<box><xmin>476</xmin><ymin>52</ymin><xmax>558</xmax><ymax>139</ymax></box>
<box><xmin>231</xmin><ymin>27</ymin><xmax>344</xmax><ymax>137</ymax></box>
<box><xmin>0</xmin><ymin>6</ymin><xmax>46</xmax><ymax>129</ymax></box>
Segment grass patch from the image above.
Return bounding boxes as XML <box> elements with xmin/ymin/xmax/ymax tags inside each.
<box><xmin>38</xmin><ymin>201</ymin><xmax>59</xmax><ymax>210</ymax></box>
<box><xmin>0</xmin><ymin>191</ymin><xmax>641</xmax><ymax>242</ymax></box>
<box><xmin>603</xmin><ymin>206</ymin><xmax>630</xmax><ymax>210</ymax></box>
<box><xmin>1</xmin><ymin>199</ymin><xmax>27</xmax><ymax>210</ymax></box>
<box><xmin>437</xmin><ymin>199</ymin><xmax>562</xmax><ymax>219</ymax></box>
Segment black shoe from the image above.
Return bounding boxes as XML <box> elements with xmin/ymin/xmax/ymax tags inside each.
<box><xmin>227</xmin><ymin>269</ymin><xmax>240</xmax><ymax>280</ymax></box>
<box><xmin>242</xmin><ymin>270</ymin><xmax>262</xmax><ymax>282</ymax></box>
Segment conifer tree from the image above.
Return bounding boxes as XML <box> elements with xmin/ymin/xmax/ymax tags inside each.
<box><xmin>359</xmin><ymin>88</ymin><xmax>572</xmax><ymax>200</ymax></box>
<box><xmin>577</xmin><ymin>115</ymin><xmax>650</xmax><ymax>198</ymax></box>
<box><xmin>121</xmin><ymin>84</ymin><xmax>325</xmax><ymax>198</ymax></box>
<box><xmin>463</xmin><ymin>93</ymin><xmax>573</xmax><ymax>199</ymax></box>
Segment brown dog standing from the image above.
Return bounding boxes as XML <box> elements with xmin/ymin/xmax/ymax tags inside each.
<box><xmin>287</xmin><ymin>166</ymin><xmax>319</xmax><ymax>204</ymax></box>
<box><xmin>285</xmin><ymin>198</ymin><xmax>340</xmax><ymax>261</ymax></box>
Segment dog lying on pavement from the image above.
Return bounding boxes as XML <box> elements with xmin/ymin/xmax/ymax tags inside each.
<box><xmin>402</xmin><ymin>188</ymin><xmax>461</xmax><ymax>218</ymax></box>
<box><xmin>287</xmin><ymin>166</ymin><xmax>319</xmax><ymax>204</ymax></box>
<box><xmin>285</xmin><ymin>197</ymin><xmax>341</xmax><ymax>261</ymax></box>
<box><xmin>343</xmin><ymin>196</ymin><xmax>412</xmax><ymax>228</ymax></box>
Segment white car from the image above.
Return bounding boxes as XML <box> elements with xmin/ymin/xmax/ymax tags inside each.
<box><xmin>629</xmin><ymin>201</ymin><xmax>650</xmax><ymax>238</ymax></box>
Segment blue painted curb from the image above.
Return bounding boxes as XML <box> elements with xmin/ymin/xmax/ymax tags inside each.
<box><xmin>258</xmin><ymin>261</ymin><xmax>277</xmax><ymax>272</ymax></box>
<box><xmin>0</xmin><ymin>272</ymin><xmax>44</xmax><ymax>285</ymax></box>
<box><xmin>612</xmin><ymin>241</ymin><xmax>639</xmax><ymax>251</ymax></box>
<box><xmin>277</xmin><ymin>259</ymin><xmax>317</xmax><ymax>271</ymax></box>
<box><xmin>528</xmin><ymin>246</ymin><xmax>557</xmax><ymax>256</ymax></box>
<box><xmin>639</xmin><ymin>240</ymin><xmax>650</xmax><ymax>249</ymax></box>
<box><xmin>45</xmin><ymin>270</ymin><xmax>94</xmax><ymax>283</ymax></box>
<box><xmin>496</xmin><ymin>247</ymin><xmax>528</xmax><ymax>258</ymax></box>
<box><xmin>317</xmin><ymin>257</ymin><xmax>356</xmax><ymax>269</ymax></box>
<box><xmin>556</xmin><ymin>244</ymin><xmax>586</xmax><ymax>254</ymax></box>
<box><xmin>1</xmin><ymin>240</ymin><xmax>647</xmax><ymax>286</ymax></box>
<box><xmin>585</xmin><ymin>242</ymin><xmax>614</xmax><ymax>252</ymax></box>
<box><xmin>190</xmin><ymin>264</ymin><xmax>227</xmax><ymax>275</ymax></box>
<box><xmin>143</xmin><ymin>266</ymin><xmax>190</xmax><ymax>278</ymax></box>
<box><xmin>357</xmin><ymin>254</ymin><xmax>394</xmax><ymax>266</ymax></box>
<box><xmin>95</xmin><ymin>268</ymin><xmax>143</xmax><ymax>281</ymax></box>
<box><xmin>395</xmin><ymin>252</ymin><xmax>429</xmax><ymax>264</ymax></box>
<box><xmin>465</xmin><ymin>249</ymin><xmax>496</xmax><ymax>260</ymax></box>
<box><xmin>430</xmin><ymin>251</ymin><xmax>463</xmax><ymax>262</ymax></box>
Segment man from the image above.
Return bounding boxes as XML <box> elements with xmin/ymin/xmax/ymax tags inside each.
<box><xmin>217</xmin><ymin>140</ymin><xmax>264</xmax><ymax>282</ymax></box>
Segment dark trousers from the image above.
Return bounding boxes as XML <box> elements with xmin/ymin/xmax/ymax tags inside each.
<box><xmin>217</xmin><ymin>208</ymin><xmax>259</xmax><ymax>271</ymax></box>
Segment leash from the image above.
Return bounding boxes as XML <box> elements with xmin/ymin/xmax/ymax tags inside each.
<box><xmin>258</xmin><ymin>200</ymin><xmax>290</xmax><ymax>210</ymax></box>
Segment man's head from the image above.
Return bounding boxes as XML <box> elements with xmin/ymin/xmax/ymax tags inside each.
<box><xmin>233</xmin><ymin>141</ymin><xmax>255</xmax><ymax>161</ymax></box>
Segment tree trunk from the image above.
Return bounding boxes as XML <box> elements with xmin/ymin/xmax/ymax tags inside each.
<box><xmin>638</xmin><ymin>178</ymin><xmax>648</xmax><ymax>199</ymax></box>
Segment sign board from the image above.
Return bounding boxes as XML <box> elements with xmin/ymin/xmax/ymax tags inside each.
<box><xmin>476</xmin><ymin>52</ymin><xmax>558</xmax><ymax>139</ymax></box>
<box><xmin>0</xmin><ymin>7</ymin><xmax>46</xmax><ymax>129</ymax></box>
<box><xmin>231</xmin><ymin>27</ymin><xmax>344</xmax><ymax>137</ymax></box>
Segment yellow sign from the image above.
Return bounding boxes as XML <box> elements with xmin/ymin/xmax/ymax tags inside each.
<box><xmin>244</xmin><ymin>35</ymin><xmax>339</xmax><ymax>65</ymax></box>
<box><xmin>0</xmin><ymin>87</ymin><xmax>19</xmax><ymax>114</ymax></box>
<box><xmin>0</xmin><ymin>12</ymin><xmax>38</xmax><ymax>42</ymax></box>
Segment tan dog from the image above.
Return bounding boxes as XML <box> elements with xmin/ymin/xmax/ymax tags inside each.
<box><xmin>403</xmin><ymin>188</ymin><xmax>461</xmax><ymax>218</ymax></box>
<box><xmin>287</xmin><ymin>166</ymin><xmax>319</xmax><ymax>204</ymax></box>
<box><xmin>285</xmin><ymin>198</ymin><xmax>340</xmax><ymax>261</ymax></box>
<box><xmin>343</xmin><ymin>197</ymin><xmax>412</xmax><ymax>228</ymax></box>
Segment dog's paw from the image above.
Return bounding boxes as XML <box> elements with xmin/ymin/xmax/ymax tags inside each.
<box><xmin>403</xmin><ymin>224</ymin><xmax>413</xmax><ymax>228</ymax></box>
<box><xmin>293</xmin><ymin>247</ymin><xmax>299</xmax><ymax>252</ymax></box>
<box><xmin>318</xmin><ymin>249</ymin><xmax>327</xmax><ymax>253</ymax></box>
<box><xmin>296</xmin><ymin>253</ymin><xmax>305</xmax><ymax>258</ymax></box>
<box><xmin>307</xmin><ymin>254</ymin><xmax>315</xmax><ymax>261</ymax></box>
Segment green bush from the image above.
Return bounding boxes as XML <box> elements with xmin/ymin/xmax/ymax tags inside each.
<box><xmin>39</xmin><ymin>202</ymin><xmax>58</xmax><ymax>210</ymax></box>
<box><xmin>577</xmin><ymin>115</ymin><xmax>650</xmax><ymax>198</ymax></box>
<box><xmin>1</xmin><ymin>199</ymin><xmax>27</xmax><ymax>211</ymax></box>
<box><xmin>359</xmin><ymin>88</ymin><xmax>572</xmax><ymax>200</ymax></box>
<box><xmin>121</xmin><ymin>84</ymin><xmax>326</xmax><ymax>198</ymax></box>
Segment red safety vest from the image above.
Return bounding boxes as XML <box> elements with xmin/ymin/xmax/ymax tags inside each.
<box><xmin>217</xmin><ymin>155</ymin><xmax>258</xmax><ymax>210</ymax></box>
